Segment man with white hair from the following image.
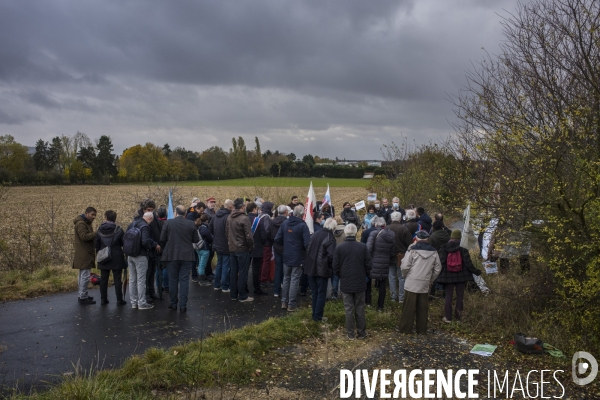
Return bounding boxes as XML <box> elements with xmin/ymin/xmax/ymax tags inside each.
<box><xmin>274</xmin><ymin>205</ymin><xmax>310</xmax><ymax>312</ymax></box>
<box><xmin>333</xmin><ymin>223</ymin><xmax>372</xmax><ymax>340</ymax></box>
<box><xmin>209</xmin><ymin>199</ymin><xmax>234</xmax><ymax>293</ymax></box>
<box><xmin>405</xmin><ymin>209</ymin><xmax>419</xmax><ymax>237</ymax></box>
<box><xmin>387</xmin><ymin>211</ymin><xmax>412</xmax><ymax>302</ymax></box>
<box><xmin>126</xmin><ymin>211</ymin><xmax>159</xmax><ymax>310</ymax></box>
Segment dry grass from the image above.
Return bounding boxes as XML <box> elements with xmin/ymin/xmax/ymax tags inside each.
<box><xmin>0</xmin><ymin>265</ymin><xmax>78</xmax><ymax>301</ymax></box>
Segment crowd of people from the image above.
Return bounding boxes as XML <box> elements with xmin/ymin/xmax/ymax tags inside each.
<box><xmin>72</xmin><ymin>195</ymin><xmax>483</xmax><ymax>337</ymax></box>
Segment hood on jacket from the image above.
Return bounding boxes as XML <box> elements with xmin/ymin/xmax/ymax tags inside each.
<box><xmin>261</xmin><ymin>202</ymin><xmax>274</xmax><ymax>217</ymax></box>
<box><xmin>442</xmin><ymin>239</ymin><xmax>461</xmax><ymax>253</ymax></box>
<box><xmin>287</xmin><ymin>215</ymin><xmax>305</xmax><ymax>227</ymax></box>
<box><xmin>230</xmin><ymin>209</ymin><xmax>247</xmax><ymax>219</ymax></box>
<box><xmin>333</xmin><ymin>225</ymin><xmax>345</xmax><ymax>237</ymax></box>
<box><xmin>410</xmin><ymin>241</ymin><xmax>438</xmax><ymax>258</ymax></box>
<box><xmin>73</xmin><ymin>214</ymin><xmax>91</xmax><ymax>225</ymax></box>
<box><xmin>215</xmin><ymin>208</ymin><xmax>231</xmax><ymax>218</ymax></box>
<box><xmin>98</xmin><ymin>221</ymin><xmax>120</xmax><ymax>235</ymax></box>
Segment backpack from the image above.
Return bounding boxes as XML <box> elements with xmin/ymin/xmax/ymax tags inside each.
<box><xmin>446</xmin><ymin>250</ymin><xmax>463</xmax><ymax>272</ymax></box>
<box><xmin>193</xmin><ymin>226</ymin><xmax>205</xmax><ymax>250</ymax></box>
<box><xmin>123</xmin><ymin>220</ymin><xmax>143</xmax><ymax>257</ymax></box>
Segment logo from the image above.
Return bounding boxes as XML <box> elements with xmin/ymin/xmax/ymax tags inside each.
<box><xmin>572</xmin><ymin>351</ymin><xmax>598</xmax><ymax>386</ymax></box>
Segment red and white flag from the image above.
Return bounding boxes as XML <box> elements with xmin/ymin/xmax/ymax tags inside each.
<box><xmin>303</xmin><ymin>181</ymin><xmax>317</xmax><ymax>234</ymax></box>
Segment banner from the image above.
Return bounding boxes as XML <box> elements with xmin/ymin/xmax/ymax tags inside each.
<box><xmin>304</xmin><ymin>181</ymin><xmax>317</xmax><ymax>234</ymax></box>
<box><xmin>167</xmin><ymin>190</ymin><xmax>174</xmax><ymax>220</ymax></box>
<box><xmin>322</xmin><ymin>184</ymin><xmax>331</xmax><ymax>206</ymax></box>
<box><xmin>355</xmin><ymin>200</ymin><xmax>366</xmax><ymax>210</ymax></box>
<box><xmin>460</xmin><ymin>203</ymin><xmax>478</xmax><ymax>250</ymax></box>
<box><xmin>367</xmin><ymin>193</ymin><xmax>377</xmax><ymax>202</ymax></box>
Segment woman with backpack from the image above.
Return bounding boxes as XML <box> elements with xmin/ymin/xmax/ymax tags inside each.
<box><xmin>366</xmin><ymin>217</ymin><xmax>396</xmax><ymax>311</ymax></box>
<box><xmin>437</xmin><ymin>230</ymin><xmax>482</xmax><ymax>323</ymax></box>
<box><xmin>194</xmin><ymin>214</ymin><xmax>213</xmax><ymax>286</ymax></box>
<box><xmin>95</xmin><ymin>210</ymin><xmax>127</xmax><ymax>306</ymax></box>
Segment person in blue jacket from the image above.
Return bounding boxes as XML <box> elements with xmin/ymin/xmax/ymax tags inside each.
<box><xmin>274</xmin><ymin>205</ymin><xmax>310</xmax><ymax>312</ymax></box>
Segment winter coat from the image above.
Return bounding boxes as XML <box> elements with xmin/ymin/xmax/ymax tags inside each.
<box><xmin>436</xmin><ymin>240</ymin><xmax>481</xmax><ymax>284</ymax></box>
<box><xmin>208</xmin><ymin>208</ymin><xmax>231</xmax><ymax>254</ymax></box>
<box><xmin>416</xmin><ymin>213</ymin><xmax>433</xmax><ymax>233</ymax></box>
<box><xmin>134</xmin><ymin>210</ymin><xmax>161</xmax><ymax>259</ymax></box>
<box><xmin>159</xmin><ymin>216</ymin><xmax>199</xmax><ymax>262</ymax></box>
<box><xmin>226</xmin><ymin>209</ymin><xmax>254</xmax><ymax>253</ymax></box>
<box><xmin>269</xmin><ymin>215</ymin><xmax>287</xmax><ymax>255</ymax></box>
<box><xmin>366</xmin><ymin>228</ymin><xmax>396</xmax><ymax>279</ymax></box>
<box><xmin>72</xmin><ymin>214</ymin><xmax>96</xmax><ymax>270</ymax></box>
<box><xmin>261</xmin><ymin>202</ymin><xmax>274</xmax><ymax>246</ymax></box>
<box><xmin>401</xmin><ymin>241</ymin><xmax>442</xmax><ymax>293</ymax></box>
<box><xmin>428</xmin><ymin>229</ymin><xmax>450</xmax><ymax>251</ymax></box>
<box><xmin>405</xmin><ymin>219</ymin><xmax>419</xmax><ymax>237</ymax></box>
<box><xmin>197</xmin><ymin>223</ymin><xmax>213</xmax><ymax>251</ymax></box>
<box><xmin>361</xmin><ymin>226</ymin><xmax>376</xmax><ymax>244</ymax></box>
<box><xmin>340</xmin><ymin>208</ymin><xmax>361</xmax><ymax>227</ymax></box>
<box><xmin>332</xmin><ymin>236</ymin><xmax>372</xmax><ymax>293</ymax></box>
<box><xmin>186</xmin><ymin>210</ymin><xmax>200</xmax><ymax>222</ymax></box>
<box><xmin>304</xmin><ymin>229</ymin><xmax>336</xmax><ymax>278</ymax></box>
<box><xmin>313</xmin><ymin>222</ymin><xmax>323</xmax><ymax>233</ymax></box>
<box><xmin>274</xmin><ymin>215</ymin><xmax>310</xmax><ymax>267</ymax></box>
<box><xmin>333</xmin><ymin>224</ymin><xmax>346</xmax><ymax>246</ymax></box>
<box><xmin>95</xmin><ymin>222</ymin><xmax>127</xmax><ymax>270</ymax></box>
<box><xmin>248</xmin><ymin>213</ymin><xmax>268</xmax><ymax>258</ymax></box>
<box><xmin>362</xmin><ymin>213</ymin><xmax>377</xmax><ymax>229</ymax></box>
<box><xmin>388</xmin><ymin>221</ymin><xmax>412</xmax><ymax>254</ymax></box>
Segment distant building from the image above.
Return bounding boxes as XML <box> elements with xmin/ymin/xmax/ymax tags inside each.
<box><xmin>317</xmin><ymin>160</ymin><xmax>382</xmax><ymax>167</ymax></box>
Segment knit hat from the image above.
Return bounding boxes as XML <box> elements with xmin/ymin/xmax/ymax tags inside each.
<box><xmin>415</xmin><ymin>230</ymin><xmax>429</xmax><ymax>239</ymax></box>
<box><xmin>450</xmin><ymin>230</ymin><xmax>462</xmax><ymax>240</ymax></box>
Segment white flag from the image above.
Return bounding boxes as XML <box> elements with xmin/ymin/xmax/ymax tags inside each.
<box><xmin>460</xmin><ymin>203</ymin><xmax>478</xmax><ymax>250</ymax></box>
<box><xmin>303</xmin><ymin>181</ymin><xmax>317</xmax><ymax>234</ymax></box>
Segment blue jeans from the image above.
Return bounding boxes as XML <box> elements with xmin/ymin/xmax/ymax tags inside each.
<box><xmin>196</xmin><ymin>249</ymin><xmax>210</xmax><ymax>276</ymax></box>
<box><xmin>230</xmin><ymin>252</ymin><xmax>250</xmax><ymax>300</ymax></box>
<box><xmin>167</xmin><ymin>260</ymin><xmax>193</xmax><ymax>308</ymax></box>
<box><xmin>331</xmin><ymin>274</ymin><xmax>340</xmax><ymax>298</ymax></box>
<box><xmin>308</xmin><ymin>276</ymin><xmax>328</xmax><ymax>321</ymax></box>
<box><xmin>389</xmin><ymin>265</ymin><xmax>405</xmax><ymax>301</ymax></box>
<box><xmin>214</xmin><ymin>253</ymin><xmax>230</xmax><ymax>290</ymax></box>
<box><xmin>273</xmin><ymin>252</ymin><xmax>284</xmax><ymax>296</ymax></box>
<box><xmin>156</xmin><ymin>266</ymin><xmax>169</xmax><ymax>290</ymax></box>
<box><xmin>282</xmin><ymin>264</ymin><xmax>303</xmax><ymax>308</ymax></box>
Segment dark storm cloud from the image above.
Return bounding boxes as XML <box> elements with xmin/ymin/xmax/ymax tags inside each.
<box><xmin>0</xmin><ymin>0</ymin><xmax>521</xmax><ymax>158</ymax></box>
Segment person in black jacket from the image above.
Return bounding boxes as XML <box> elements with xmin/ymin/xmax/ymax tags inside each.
<box><xmin>95</xmin><ymin>210</ymin><xmax>127</xmax><ymax>306</ymax></box>
<box><xmin>135</xmin><ymin>199</ymin><xmax>162</xmax><ymax>302</ymax></box>
<box><xmin>340</xmin><ymin>202</ymin><xmax>361</xmax><ymax>227</ymax></box>
<box><xmin>366</xmin><ymin>218</ymin><xmax>396</xmax><ymax>311</ymax></box>
<box><xmin>333</xmin><ymin>224</ymin><xmax>372</xmax><ymax>340</ymax></box>
<box><xmin>208</xmin><ymin>199</ymin><xmax>233</xmax><ymax>292</ymax></box>
<box><xmin>159</xmin><ymin>205</ymin><xmax>200</xmax><ymax>312</ymax></box>
<box><xmin>437</xmin><ymin>230</ymin><xmax>482</xmax><ymax>323</ymax></box>
<box><xmin>416</xmin><ymin>207</ymin><xmax>433</xmax><ymax>233</ymax></box>
<box><xmin>387</xmin><ymin>211</ymin><xmax>412</xmax><ymax>302</ymax></box>
<box><xmin>247</xmin><ymin>202</ymin><xmax>268</xmax><ymax>296</ymax></box>
<box><xmin>304</xmin><ymin>218</ymin><xmax>337</xmax><ymax>321</ymax></box>
<box><xmin>270</xmin><ymin>205</ymin><xmax>288</xmax><ymax>297</ymax></box>
<box><xmin>259</xmin><ymin>202</ymin><xmax>274</xmax><ymax>285</ymax></box>
<box><xmin>194</xmin><ymin>214</ymin><xmax>213</xmax><ymax>286</ymax></box>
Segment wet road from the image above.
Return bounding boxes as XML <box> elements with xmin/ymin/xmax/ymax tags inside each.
<box><xmin>0</xmin><ymin>277</ymin><xmax>302</xmax><ymax>392</ymax></box>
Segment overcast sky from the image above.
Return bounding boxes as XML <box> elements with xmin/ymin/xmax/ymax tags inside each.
<box><xmin>0</xmin><ymin>0</ymin><xmax>521</xmax><ymax>159</ymax></box>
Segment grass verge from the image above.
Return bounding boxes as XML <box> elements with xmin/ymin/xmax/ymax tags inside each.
<box><xmin>0</xmin><ymin>265</ymin><xmax>78</xmax><ymax>302</ymax></box>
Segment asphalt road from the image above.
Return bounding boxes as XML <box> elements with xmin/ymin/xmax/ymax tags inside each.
<box><xmin>0</xmin><ymin>275</ymin><xmax>301</xmax><ymax>393</ymax></box>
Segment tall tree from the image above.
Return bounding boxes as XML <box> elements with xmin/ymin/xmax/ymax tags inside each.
<box><xmin>33</xmin><ymin>139</ymin><xmax>49</xmax><ymax>171</ymax></box>
<box><xmin>95</xmin><ymin>135</ymin><xmax>117</xmax><ymax>181</ymax></box>
<box><xmin>0</xmin><ymin>135</ymin><xmax>31</xmax><ymax>176</ymax></box>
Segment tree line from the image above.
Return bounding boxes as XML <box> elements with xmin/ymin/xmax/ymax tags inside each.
<box><xmin>0</xmin><ymin>133</ymin><xmax>383</xmax><ymax>184</ymax></box>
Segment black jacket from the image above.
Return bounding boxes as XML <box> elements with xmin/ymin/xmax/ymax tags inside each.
<box><xmin>437</xmin><ymin>240</ymin><xmax>482</xmax><ymax>284</ymax></box>
<box><xmin>186</xmin><ymin>210</ymin><xmax>200</xmax><ymax>222</ymax></box>
<box><xmin>428</xmin><ymin>229</ymin><xmax>450</xmax><ymax>251</ymax></box>
<box><xmin>405</xmin><ymin>219</ymin><xmax>419</xmax><ymax>237</ymax></box>
<box><xmin>208</xmin><ymin>207</ymin><xmax>231</xmax><ymax>254</ymax></box>
<box><xmin>159</xmin><ymin>216</ymin><xmax>200</xmax><ymax>262</ymax></box>
<box><xmin>361</xmin><ymin>226</ymin><xmax>376</xmax><ymax>244</ymax></box>
<box><xmin>304</xmin><ymin>229</ymin><xmax>336</xmax><ymax>277</ymax></box>
<box><xmin>333</xmin><ymin>236</ymin><xmax>372</xmax><ymax>293</ymax></box>
<box><xmin>197</xmin><ymin>223</ymin><xmax>213</xmax><ymax>251</ymax></box>
<box><xmin>366</xmin><ymin>228</ymin><xmax>396</xmax><ymax>279</ymax></box>
<box><xmin>95</xmin><ymin>222</ymin><xmax>127</xmax><ymax>270</ymax></box>
<box><xmin>135</xmin><ymin>210</ymin><xmax>161</xmax><ymax>259</ymax></box>
<box><xmin>248</xmin><ymin>213</ymin><xmax>268</xmax><ymax>258</ymax></box>
<box><xmin>269</xmin><ymin>215</ymin><xmax>287</xmax><ymax>255</ymax></box>
<box><xmin>127</xmin><ymin>218</ymin><xmax>157</xmax><ymax>256</ymax></box>
<box><xmin>388</xmin><ymin>221</ymin><xmax>412</xmax><ymax>253</ymax></box>
<box><xmin>417</xmin><ymin>213</ymin><xmax>433</xmax><ymax>233</ymax></box>
<box><xmin>274</xmin><ymin>215</ymin><xmax>310</xmax><ymax>267</ymax></box>
<box><xmin>340</xmin><ymin>208</ymin><xmax>361</xmax><ymax>227</ymax></box>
